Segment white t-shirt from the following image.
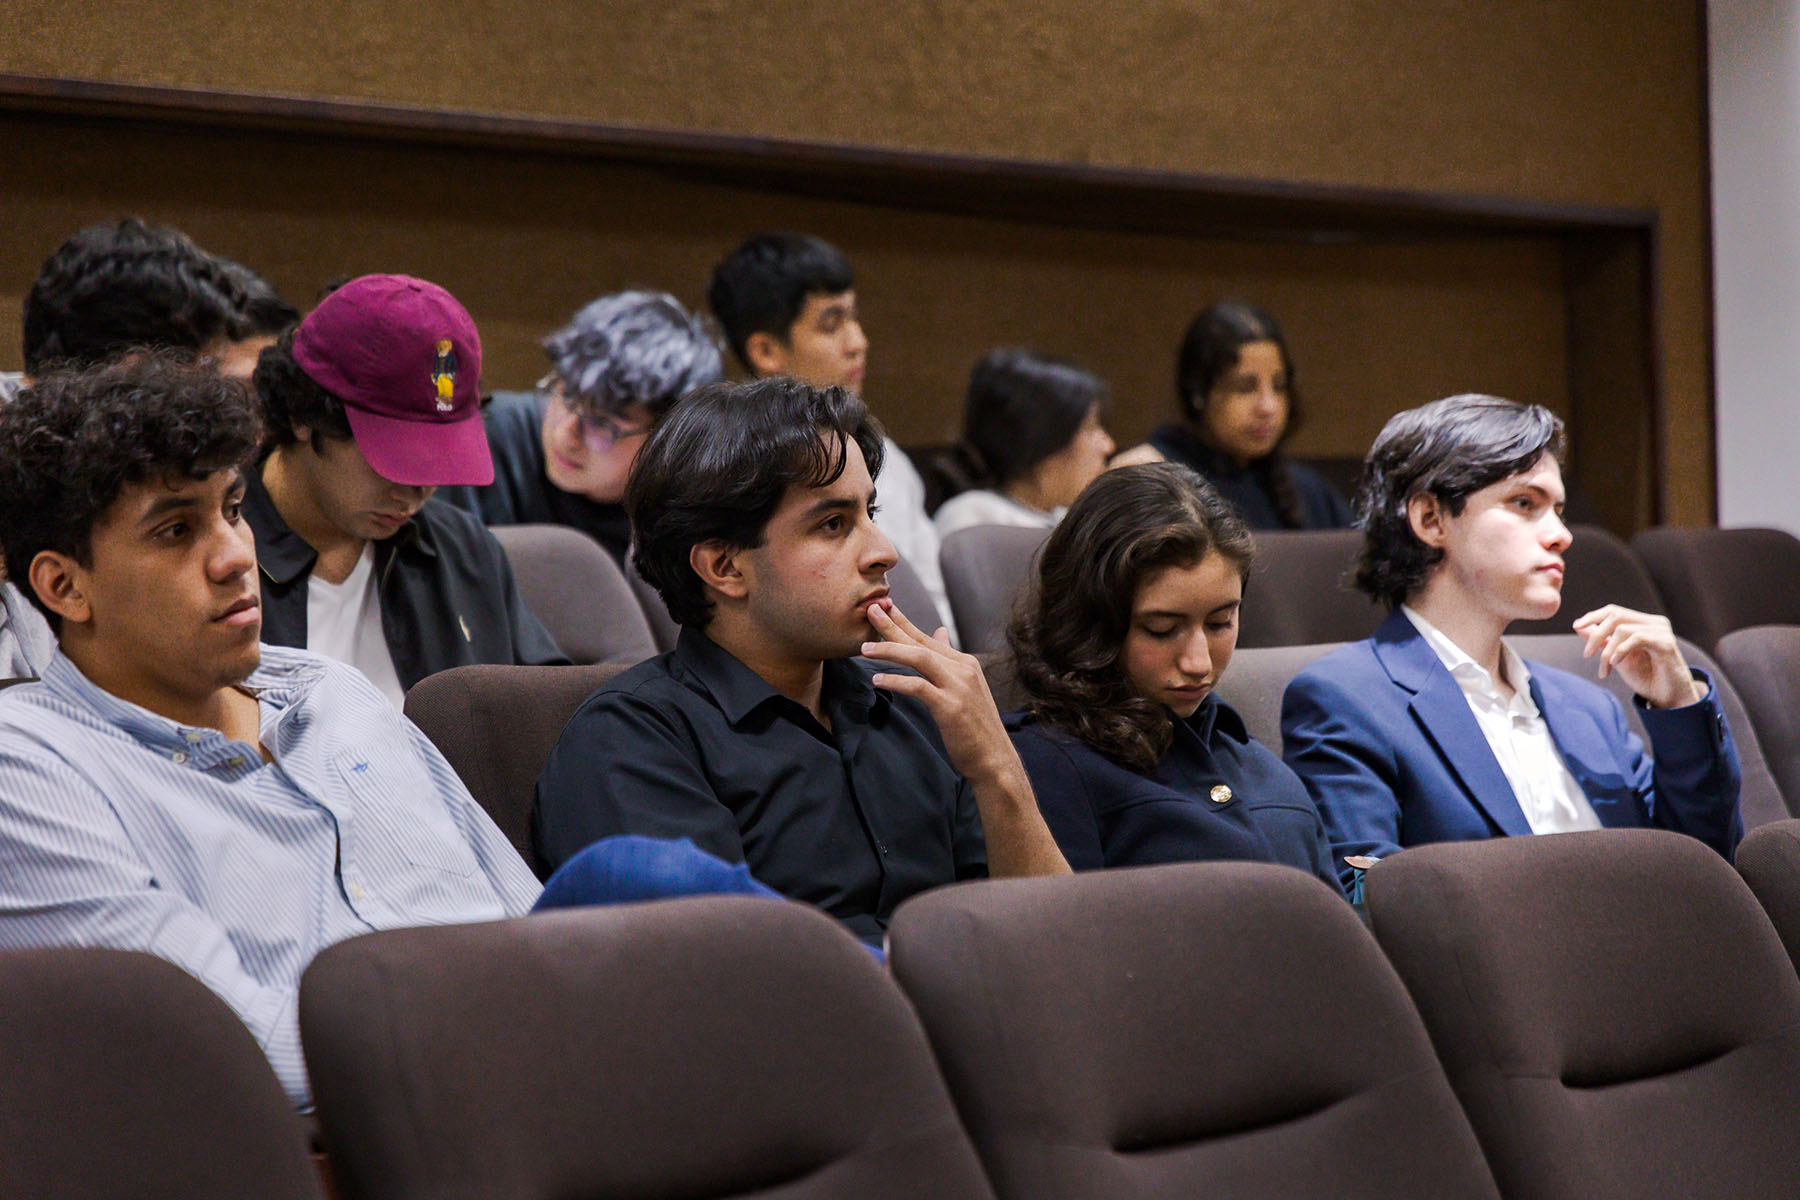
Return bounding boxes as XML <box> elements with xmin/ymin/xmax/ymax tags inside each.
<box><xmin>876</xmin><ymin>437</ymin><xmax>959</xmax><ymax>645</ymax></box>
<box><xmin>1401</xmin><ymin>606</ymin><xmax>1601</xmax><ymax>835</ymax></box>
<box><xmin>307</xmin><ymin>543</ymin><xmax>407</xmax><ymax>709</ymax></box>
<box><xmin>932</xmin><ymin>488</ymin><xmax>1062</xmax><ymax>540</ymax></box>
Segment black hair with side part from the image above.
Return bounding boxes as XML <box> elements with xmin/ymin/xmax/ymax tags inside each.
<box><xmin>1354</xmin><ymin>392</ymin><xmax>1567</xmax><ymax>609</ymax></box>
<box><xmin>0</xmin><ymin>353</ymin><xmax>265</xmax><ymax>627</ymax></box>
<box><xmin>706</xmin><ymin>232</ymin><xmax>855</xmax><ymax>369</ymax></box>
<box><xmin>251</xmin><ymin>328</ymin><xmax>353</xmax><ymax>449</ymax></box>
<box><xmin>934</xmin><ymin>347</ymin><xmax>1109</xmax><ymax>493</ymax></box>
<box><xmin>1008</xmin><ymin>462</ymin><xmax>1255</xmax><ymax>772</ymax></box>
<box><xmin>22</xmin><ymin>218</ymin><xmax>244</xmax><ymax>374</ymax></box>
<box><xmin>627</xmin><ymin>376</ymin><xmax>885</xmax><ymax>628</ymax></box>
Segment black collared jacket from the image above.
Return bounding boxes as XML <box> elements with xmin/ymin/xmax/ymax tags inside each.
<box><xmin>244</xmin><ymin>465</ymin><xmax>567</xmax><ymax>690</ymax></box>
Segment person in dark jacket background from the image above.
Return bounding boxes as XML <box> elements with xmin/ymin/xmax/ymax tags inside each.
<box><xmin>1148</xmin><ymin>299</ymin><xmax>1353</xmax><ymax>530</ymax></box>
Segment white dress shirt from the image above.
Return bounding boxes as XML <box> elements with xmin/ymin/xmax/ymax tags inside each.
<box><xmin>1402</xmin><ymin>606</ymin><xmax>1602</xmax><ymax>835</ymax></box>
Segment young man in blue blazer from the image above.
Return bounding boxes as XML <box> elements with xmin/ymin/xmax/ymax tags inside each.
<box><xmin>1281</xmin><ymin>394</ymin><xmax>1741</xmax><ymax>889</ymax></box>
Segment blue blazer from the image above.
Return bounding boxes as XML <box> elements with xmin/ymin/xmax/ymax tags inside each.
<box><xmin>1280</xmin><ymin>610</ymin><xmax>1742</xmax><ymax>888</ymax></box>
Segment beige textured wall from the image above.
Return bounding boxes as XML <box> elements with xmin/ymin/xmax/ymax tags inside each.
<box><xmin>0</xmin><ymin>0</ymin><xmax>1710</xmax><ymax>516</ymax></box>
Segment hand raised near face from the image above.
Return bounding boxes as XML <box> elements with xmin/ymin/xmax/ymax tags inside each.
<box><xmin>860</xmin><ymin>601</ymin><xmax>1015</xmax><ymax>784</ymax></box>
<box><xmin>1572</xmin><ymin>604</ymin><xmax>1704</xmax><ymax>709</ymax></box>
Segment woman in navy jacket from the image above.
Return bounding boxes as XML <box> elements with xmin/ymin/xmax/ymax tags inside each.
<box><xmin>1005</xmin><ymin>463</ymin><xmax>1343</xmax><ymax>894</ymax></box>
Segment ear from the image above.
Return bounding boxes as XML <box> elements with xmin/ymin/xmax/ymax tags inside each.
<box><xmin>1406</xmin><ymin>492</ymin><xmax>1449</xmax><ymax>550</ymax></box>
<box><xmin>743</xmin><ymin>331</ymin><xmax>788</xmax><ymax>379</ymax></box>
<box><xmin>28</xmin><ymin>550</ymin><xmax>92</xmax><ymax>627</ymax></box>
<box><xmin>688</xmin><ymin>540</ymin><xmax>750</xmax><ymax>603</ymax></box>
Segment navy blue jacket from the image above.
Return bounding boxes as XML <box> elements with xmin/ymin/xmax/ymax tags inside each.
<box><xmin>1009</xmin><ymin>696</ymin><xmax>1343</xmax><ymax>895</ymax></box>
<box><xmin>1281</xmin><ymin>609</ymin><xmax>1743</xmax><ymax>890</ymax></box>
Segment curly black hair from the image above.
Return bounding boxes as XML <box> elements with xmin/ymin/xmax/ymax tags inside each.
<box><xmin>251</xmin><ymin>327</ymin><xmax>353</xmax><ymax>448</ymax></box>
<box><xmin>22</xmin><ymin>218</ymin><xmax>246</xmax><ymax>374</ymax></box>
<box><xmin>0</xmin><ymin>353</ymin><xmax>264</xmax><ymax>627</ymax></box>
<box><xmin>1008</xmin><ymin>462</ymin><xmax>1255</xmax><ymax>773</ymax></box>
<box><xmin>627</xmin><ymin>376</ymin><xmax>885</xmax><ymax>628</ymax></box>
<box><xmin>1353</xmin><ymin>393</ymin><xmax>1567</xmax><ymax>608</ymax></box>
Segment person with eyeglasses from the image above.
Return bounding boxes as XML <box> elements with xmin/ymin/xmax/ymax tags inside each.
<box><xmin>440</xmin><ymin>290</ymin><xmax>725</xmax><ymax>564</ymax></box>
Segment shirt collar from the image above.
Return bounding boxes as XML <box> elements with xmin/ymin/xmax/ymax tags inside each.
<box><xmin>1176</xmin><ymin>691</ymin><xmax>1249</xmax><ymax>746</ymax></box>
<box><xmin>1401</xmin><ymin>605</ymin><xmax>1539</xmax><ymax>715</ymax></box>
<box><xmin>672</xmin><ymin>626</ymin><xmax>881</xmax><ymax>727</ymax></box>
<box><xmin>36</xmin><ymin>646</ymin><xmax>324</xmax><ymax>750</ymax></box>
<box><xmin>246</xmin><ymin>459</ymin><xmax>435</xmax><ymax>587</ymax></box>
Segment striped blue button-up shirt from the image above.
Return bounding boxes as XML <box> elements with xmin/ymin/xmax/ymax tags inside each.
<box><xmin>0</xmin><ymin>645</ymin><xmax>542</xmax><ymax>1106</ymax></box>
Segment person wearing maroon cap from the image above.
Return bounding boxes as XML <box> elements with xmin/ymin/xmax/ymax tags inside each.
<box><xmin>244</xmin><ymin>274</ymin><xmax>565</xmax><ymax>705</ymax></box>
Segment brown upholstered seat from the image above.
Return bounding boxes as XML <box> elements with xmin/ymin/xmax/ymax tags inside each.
<box><xmin>1510</xmin><ymin>632</ymin><xmax>1790</xmax><ymax>826</ymax></box>
<box><xmin>489</xmin><ymin>523</ymin><xmax>658</xmax><ymax>664</ymax></box>
<box><xmin>1367</xmin><ymin>828</ymin><xmax>1800</xmax><ymax>1200</ymax></box>
<box><xmin>1732</xmin><ymin>818</ymin><xmax>1800</xmax><ymax>977</ymax></box>
<box><xmin>1213</xmin><ymin>641</ymin><xmax>1345</xmax><ymax>753</ymax></box>
<box><xmin>403</xmin><ymin>661</ymin><xmax>629</xmax><ymax>870</ymax></box>
<box><xmin>888</xmin><ymin>863</ymin><xmax>1501</xmax><ymax>1200</ymax></box>
<box><xmin>1714</xmin><ymin>624</ymin><xmax>1800</xmax><ymax>816</ymax></box>
<box><xmin>1631</xmin><ymin>525</ymin><xmax>1800</xmax><ymax>651</ymax></box>
<box><xmin>0</xmin><ymin>946</ymin><xmax>322</xmax><ymax>1199</ymax></box>
<box><xmin>938</xmin><ymin>524</ymin><xmax>1050</xmax><ymax>654</ymax></box>
<box><xmin>301</xmin><ymin>899</ymin><xmax>996</xmax><ymax>1200</ymax></box>
<box><xmin>1235</xmin><ymin>528</ymin><xmax>1378</xmax><ymax>648</ymax></box>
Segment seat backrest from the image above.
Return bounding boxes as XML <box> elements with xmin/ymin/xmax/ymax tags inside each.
<box><xmin>623</xmin><ymin>552</ymin><xmax>682</xmax><ymax>652</ymax></box>
<box><xmin>1368</xmin><ymin>828</ymin><xmax>1800</xmax><ymax>1200</ymax></box>
<box><xmin>888</xmin><ymin>864</ymin><xmax>1499</xmax><ymax>1200</ymax></box>
<box><xmin>1236</xmin><ymin>529</ymin><xmax>1379</xmax><ymax>648</ymax></box>
<box><xmin>1713</xmin><ymin>625</ymin><xmax>1800</xmax><ymax>816</ymax></box>
<box><xmin>1509</xmin><ymin>523</ymin><xmax>1665</xmax><ymax>636</ymax></box>
<box><xmin>887</xmin><ymin>558</ymin><xmax>947</xmax><ymax>636</ymax></box>
<box><xmin>1631</xmin><ymin>526</ymin><xmax>1800</xmax><ymax>651</ymax></box>
<box><xmin>1511</xmin><ymin>632</ymin><xmax>1788</xmax><ymax>826</ymax></box>
<box><xmin>1734</xmin><ymin>818</ymin><xmax>1800</xmax><ymax>978</ymax></box>
<box><xmin>0</xmin><ymin>947</ymin><xmax>321</xmax><ymax>1200</ymax></box>
<box><xmin>301</xmin><ymin>899</ymin><xmax>995</xmax><ymax>1200</ymax></box>
<box><xmin>490</xmin><ymin>524</ymin><xmax>657</xmax><ymax>664</ymax></box>
<box><xmin>1214</xmin><ymin>642</ymin><xmax>1344</xmax><ymax>754</ymax></box>
<box><xmin>939</xmin><ymin>525</ymin><xmax>1050</xmax><ymax>655</ymax></box>
<box><xmin>403</xmin><ymin>662</ymin><xmax>629</xmax><ymax>868</ymax></box>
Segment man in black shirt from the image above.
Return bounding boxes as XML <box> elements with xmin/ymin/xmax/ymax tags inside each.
<box><xmin>246</xmin><ymin>274</ymin><xmax>564</xmax><ymax>705</ymax></box>
<box><xmin>533</xmin><ymin>377</ymin><xmax>1067</xmax><ymax>942</ymax></box>
<box><xmin>439</xmin><ymin>290</ymin><xmax>722</xmax><ymax>563</ymax></box>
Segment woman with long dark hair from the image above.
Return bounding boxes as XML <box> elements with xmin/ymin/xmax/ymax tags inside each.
<box><xmin>1006</xmin><ymin>462</ymin><xmax>1341</xmax><ymax>889</ymax></box>
<box><xmin>1149</xmin><ymin>300</ymin><xmax>1353</xmax><ymax>530</ymax></box>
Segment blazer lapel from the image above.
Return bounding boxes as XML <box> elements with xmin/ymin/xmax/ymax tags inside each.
<box><xmin>1371</xmin><ymin>611</ymin><xmax>1535</xmax><ymax>838</ymax></box>
<box><xmin>1529</xmin><ymin>672</ymin><xmax>1639</xmax><ymax>827</ymax></box>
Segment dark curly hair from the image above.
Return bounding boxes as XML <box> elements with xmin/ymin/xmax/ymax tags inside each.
<box><xmin>22</xmin><ymin>218</ymin><xmax>246</xmax><ymax>375</ymax></box>
<box><xmin>627</xmin><ymin>376</ymin><xmax>884</xmax><ymax>628</ymax></box>
<box><xmin>1176</xmin><ymin>299</ymin><xmax>1310</xmax><ymax>529</ymax></box>
<box><xmin>251</xmin><ymin>326</ymin><xmax>353</xmax><ymax>448</ymax></box>
<box><xmin>1353</xmin><ymin>393</ymin><xmax>1567</xmax><ymax>608</ymax></box>
<box><xmin>1008</xmin><ymin>462</ymin><xmax>1255</xmax><ymax>772</ymax></box>
<box><xmin>0</xmin><ymin>353</ymin><xmax>265</xmax><ymax>628</ymax></box>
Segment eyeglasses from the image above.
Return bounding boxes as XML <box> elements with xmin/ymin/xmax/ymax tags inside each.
<box><xmin>538</xmin><ymin>374</ymin><xmax>653</xmax><ymax>451</ymax></box>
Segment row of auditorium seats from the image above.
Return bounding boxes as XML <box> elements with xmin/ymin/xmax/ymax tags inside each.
<box><xmin>9</xmin><ymin>824</ymin><xmax>1800</xmax><ymax>1198</ymax></box>
<box><xmin>402</xmin><ymin>619</ymin><xmax>1799</xmax><ymax>876</ymax></box>
<box><xmin>496</xmin><ymin>520</ymin><xmax>1800</xmax><ymax>664</ymax></box>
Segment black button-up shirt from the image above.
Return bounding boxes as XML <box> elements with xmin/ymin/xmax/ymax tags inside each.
<box><xmin>244</xmin><ymin>462</ymin><xmax>567</xmax><ymax>691</ymax></box>
<box><xmin>1010</xmin><ymin>695</ymin><xmax>1343</xmax><ymax>895</ymax></box>
<box><xmin>437</xmin><ymin>392</ymin><xmax>634</xmax><ymax>562</ymax></box>
<box><xmin>533</xmin><ymin>627</ymin><xmax>987</xmax><ymax>943</ymax></box>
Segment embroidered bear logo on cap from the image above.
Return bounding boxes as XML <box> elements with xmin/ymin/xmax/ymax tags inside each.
<box><xmin>431</xmin><ymin>338</ymin><xmax>458</xmax><ymax>412</ymax></box>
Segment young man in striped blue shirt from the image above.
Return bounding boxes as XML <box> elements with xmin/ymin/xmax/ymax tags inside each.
<box><xmin>0</xmin><ymin>354</ymin><xmax>542</xmax><ymax>1108</ymax></box>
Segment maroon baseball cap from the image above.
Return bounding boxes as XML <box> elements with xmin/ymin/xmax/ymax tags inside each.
<box><xmin>291</xmin><ymin>274</ymin><xmax>494</xmax><ymax>486</ymax></box>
